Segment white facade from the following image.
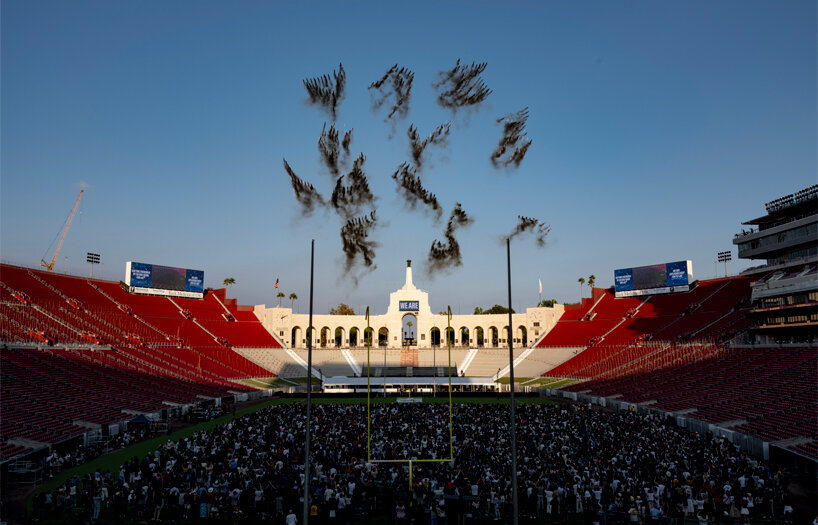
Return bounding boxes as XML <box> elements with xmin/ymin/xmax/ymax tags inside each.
<box><xmin>255</xmin><ymin>261</ymin><xmax>563</xmax><ymax>350</ymax></box>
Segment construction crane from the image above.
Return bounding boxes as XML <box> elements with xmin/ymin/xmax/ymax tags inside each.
<box><xmin>41</xmin><ymin>189</ymin><xmax>84</xmax><ymax>272</ymax></box>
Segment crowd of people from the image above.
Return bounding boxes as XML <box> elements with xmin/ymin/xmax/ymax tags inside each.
<box><xmin>32</xmin><ymin>401</ymin><xmax>801</xmax><ymax>523</ymax></box>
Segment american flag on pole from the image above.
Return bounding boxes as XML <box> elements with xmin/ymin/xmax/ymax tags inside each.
<box><xmin>274</xmin><ymin>278</ymin><xmax>279</xmax><ymax>289</ymax></box>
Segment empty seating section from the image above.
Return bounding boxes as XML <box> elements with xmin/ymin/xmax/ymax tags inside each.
<box><xmin>558</xmin><ymin>297</ymin><xmax>596</xmax><ymax>322</ymax></box>
<box><xmin>173</xmin><ymin>295</ymin><xmax>230</xmax><ymax>320</ymax></box>
<box><xmin>538</xmin><ymin>278</ymin><xmax>752</xmax><ymax>350</ymax></box>
<box><xmin>562</xmin><ymin>345</ymin><xmax>817</xmax><ymax>444</ymax></box>
<box><xmin>789</xmin><ymin>441</ymin><xmax>818</xmax><ymax>459</ymax></box>
<box><xmin>0</xmin><ymin>263</ymin><xmax>278</xmax><ymax>367</ymax></box>
<box><xmin>0</xmin><ymin>264</ymin><xmax>286</xmax><ymax>457</ymax></box>
<box><xmin>221</xmin><ymin>297</ymin><xmax>263</xmax><ymax>322</ymax></box>
<box><xmin>651</xmin><ymin>278</ymin><xmax>751</xmax><ymax>340</ymax></box>
<box><xmin>536</xmin><ymin>276</ymin><xmax>818</xmax><ymax>445</ymax></box>
<box><xmin>172</xmin><ymin>294</ymin><xmax>281</xmax><ymax>348</ymax></box>
<box><xmin>198</xmin><ymin>320</ymin><xmax>281</xmax><ymax>347</ymax></box>
<box><xmin>0</xmin><ymin>346</ymin><xmax>235</xmax><ymax>451</ymax></box>
<box><xmin>536</xmin><ymin>293</ymin><xmax>642</xmax><ymax>347</ymax></box>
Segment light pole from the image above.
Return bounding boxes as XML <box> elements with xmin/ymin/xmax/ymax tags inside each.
<box><xmin>717</xmin><ymin>251</ymin><xmax>732</xmax><ymax>277</ymax></box>
<box><xmin>87</xmin><ymin>252</ymin><xmax>100</xmax><ymax>278</ymax></box>
<box><xmin>506</xmin><ymin>238</ymin><xmax>519</xmax><ymax>525</ymax></box>
<box><xmin>302</xmin><ymin>240</ymin><xmax>315</xmax><ymax>525</ymax></box>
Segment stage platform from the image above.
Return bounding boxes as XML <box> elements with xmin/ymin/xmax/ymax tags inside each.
<box><xmin>323</xmin><ymin>376</ymin><xmax>496</xmax><ymax>393</ymax></box>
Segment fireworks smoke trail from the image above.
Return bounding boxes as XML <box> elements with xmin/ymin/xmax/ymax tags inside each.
<box><xmin>433</xmin><ymin>59</ymin><xmax>492</xmax><ymax>110</ymax></box>
<box><xmin>502</xmin><ymin>215</ymin><xmax>551</xmax><ymax>247</ymax></box>
<box><xmin>303</xmin><ymin>63</ymin><xmax>346</xmax><ymax>120</ymax></box>
<box><xmin>340</xmin><ymin>210</ymin><xmax>379</xmax><ymax>279</ymax></box>
<box><xmin>342</xmin><ymin>129</ymin><xmax>353</xmax><ymax>155</ymax></box>
<box><xmin>407</xmin><ymin>122</ymin><xmax>451</xmax><ymax>167</ymax></box>
<box><xmin>427</xmin><ymin>203</ymin><xmax>474</xmax><ymax>274</ymax></box>
<box><xmin>369</xmin><ymin>64</ymin><xmax>414</xmax><ymax>121</ymax></box>
<box><xmin>331</xmin><ymin>154</ymin><xmax>375</xmax><ymax>218</ymax></box>
<box><xmin>491</xmin><ymin>107</ymin><xmax>533</xmax><ymax>168</ymax></box>
<box><xmin>284</xmin><ymin>159</ymin><xmax>325</xmax><ymax>215</ymax></box>
<box><xmin>391</xmin><ymin>163</ymin><xmax>442</xmax><ymax>219</ymax></box>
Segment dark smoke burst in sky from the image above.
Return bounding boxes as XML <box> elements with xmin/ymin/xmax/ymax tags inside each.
<box><xmin>427</xmin><ymin>203</ymin><xmax>474</xmax><ymax>274</ymax></box>
<box><xmin>433</xmin><ymin>59</ymin><xmax>492</xmax><ymax>110</ymax></box>
<box><xmin>340</xmin><ymin>210</ymin><xmax>379</xmax><ymax>277</ymax></box>
<box><xmin>289</xmin><ymin>60</ymin><xmax>535</xmax><ymax>282</ymax></box>
<box><xmin>491</xmin><ymin>107</ymin><xmax>533</xmax><ymax>168</ymax></box>
<box><xmin>368</xmin><ymin>64</ymin><xmax>414</xmax><ymax>122</ymax></box>
<box><xmin>503</xmin><ymin>215</ymin><xmax>551</xmax><ymax>247</ymax></box>
<box><xmin>330</xmin><ymin>154</ymin><xmax>375</xmax><ymax>219</ymax></box>
<box><xmin>283</xmin><ymin>158</ymin><xmax>324</xmax><ymax>215</ymax></box>
<box><xmin>303</xmin><ymin>63</ymin><xmax>346</xmax><ymax>121</ymax></box>
<box><xmin>391</xmin><ymin>162</ymin><xmax>442</xmax><ymax>219</ymax></box>
<box><xmin>318</xmin><ymin>123</ymin><xmax>340</xmax><ymax>176</ymax></box>
<box><xmin>408</xmin><ymin>122</ymin><xmax>451</xmax><ymax>167</ymax></box>
<box><xmin>318</xmin><ymin>123</ymin><xmax>353</xmax><ymax>176</ymax></box>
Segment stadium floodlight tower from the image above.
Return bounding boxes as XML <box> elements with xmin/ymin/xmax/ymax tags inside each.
<box><xmin>86</xmin><ymin>252</ymin><xmax>100</xmax><ymax>278</ymax></box>
<box><xmin>717</xmin><ymin>250</ymin><xmax>732</xmax><ymax>277</ymax></box>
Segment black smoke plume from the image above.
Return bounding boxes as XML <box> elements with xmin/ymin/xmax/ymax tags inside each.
<box><xmin>391</xmin><ymin>163</ymin><xmax>442</xmax><ymax>219</ymax></box>
<box><xmin>340</xmin><ymin>210</ymin><xmax>378</xmax><ymax>274</ymax></box>
<box><xmin>283</xmin><ymin>159</ymin><xmax>324</xmax><ymax>215</ymax></box>
<box><xmin>369</xmin><ymin>64</ymin><xmax>414</xmax><ymax>121</ymax></box>
<box><xmin>433</xmin><ymin>59</ymin><xmax>492</xmax><ymax>110</ymax></box>
<box><xmin>303</xmin><ymin>63</ymin><xmax>346</xmax><ymax>120</ymax></box>
<box><xmin>427</xmin><ymin>203</ymin><xmax>473</xmax><ymax>273</ymax></box>
<box><xmin>318</xmin><ymin>123</ymin><xmax>341</xmax><ymax>176</ymax></box>
<box><xmin>503</xmin><ymin>215</ymin><xmax>551</xmax><ymax>247</ymax></box>
<box><xmin>407</xmin><ymin>122</ymin><xmax>451</xmax><ymax>167</ymax></box>
<box><xmin>318</xmin><ymin>123</ymin><xmax>353</xmax><ymax>176</ymax></box>
<box><xmin>330</xmin><ymin>154</ymin><xmax>375</xmax><ymax>218</ymax></box>
<box><xmin>491</xmin><ymin>107</ymin><xmax>533</xmax><ymax>168</ymax></box>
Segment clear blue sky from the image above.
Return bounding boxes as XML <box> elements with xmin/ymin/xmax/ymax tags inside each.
<box><xmin>2</xmin><ymin>1</ymin><xmax>815</xmax><ymax>314</ymax></box>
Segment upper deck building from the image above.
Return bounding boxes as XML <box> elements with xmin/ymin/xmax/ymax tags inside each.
<box><xmin>733</xmin><ymin>185</ymin><xmax>818</xmax><ymax>344</ymax></box>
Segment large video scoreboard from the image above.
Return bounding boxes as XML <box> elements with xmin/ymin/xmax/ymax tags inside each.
<box><xmin>614</xmin><ymin>260</ymin><xmax>693</xmax><ymax>298</ymax></box>
<box><xmin>125</xmin><ymin>261</ymin><xmax>205</xmax><ymax>299</ymax></box>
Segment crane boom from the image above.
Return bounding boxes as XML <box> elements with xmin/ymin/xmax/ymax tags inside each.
<box><xmin>41</xmin><ymin>189</ymin><xmax>84</xmax><ymax>272</ymax></box>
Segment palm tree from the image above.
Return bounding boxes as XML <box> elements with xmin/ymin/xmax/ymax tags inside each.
<box><xmin>588</xmin><ymin>274</ymin><xmax>596</xmax><ymax>290</ymax></box>
<box><xmin>578</xmin><ymin>277</ymin><xmax>586</xmax><ymax>300</ymax></box>
<box><xmin>223</xmin><ymin>277</ymin><xmax>236</xmax><ymax>297</ymax></box>
<box><xmin>276</xmin><ymin>291</ymin><xmax>285</xmax><ymax>307</ymax></box>
<box><xmin>289</xmin><ymin>293</ymin><xmax>298</xmax><ymax>311</ymax></box>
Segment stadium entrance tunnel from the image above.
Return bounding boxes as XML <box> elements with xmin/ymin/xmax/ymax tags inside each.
<box><xmin>401</xmin><ymin>313</ymin><xmax>417</xmax><ymax>346</ymax></box>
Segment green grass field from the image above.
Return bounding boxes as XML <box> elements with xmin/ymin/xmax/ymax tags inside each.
<box><xmin>520</xmin><ymin>377</ymin><xmax>577</xmax><ymax>388</ymax></box>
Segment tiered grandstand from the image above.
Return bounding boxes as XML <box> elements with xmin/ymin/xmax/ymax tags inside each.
<box><xmin>0</xmin><ymin>263</ymin><xmax>283</xmax><ymax>459</ymax></box>
<box><xmin>531</xmin><ymin>186</ymin><xmax>817</xmax><ymax>461</ymax></box>
<box><xmin>535</xmin><ymin>276</ymin><xmax>752</xmax><ymax>350</ymax></box>
<box><xmin>535</xmin><ymin>276</ymin><xmax>816</xmax><ymax>459</ymax></box>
